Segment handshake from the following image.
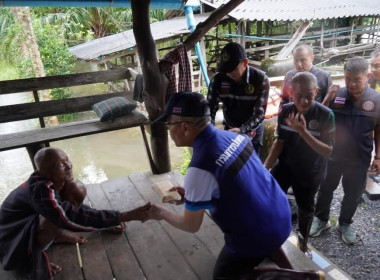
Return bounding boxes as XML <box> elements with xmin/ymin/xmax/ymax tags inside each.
<box><xmin>118</xmin><ymin>184</ymin><xmax>185</xmax><ymax>225</ymax></box>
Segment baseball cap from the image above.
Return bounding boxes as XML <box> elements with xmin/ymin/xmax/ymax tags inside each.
<box><xmin>153</xmin><ymin>91</ymin><xmax>210</xmax><ymax>123</ymax></box>
<box><xmin>217</xmin><ymin>42</ymin><xmax>247</xmax><ymax>73</ymax></box>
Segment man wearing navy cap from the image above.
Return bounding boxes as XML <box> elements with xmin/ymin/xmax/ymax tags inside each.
<box><xmin>207</xmin><ymin>42</ymin><xmax>270</xmax><ymax>156</ymax></box>
<box><xmin>149</xmin><ymin>91</ymin><xmax>292</xmax><ymax>279</ymax></box>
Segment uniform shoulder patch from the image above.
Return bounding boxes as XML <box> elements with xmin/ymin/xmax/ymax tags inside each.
<box><xmin>361</xmin><ymin>100</ymin><xmax>375</xmax><ymax>112</ymax></box>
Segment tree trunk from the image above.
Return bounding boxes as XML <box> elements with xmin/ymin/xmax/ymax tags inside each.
<box><xmin>13</xmin><ymin>7</ymin><xmax>58</xmax><ymax>126</ymax></box>
<box><xmin>10</xmin><ymin>8</ymin><xmax>28</xmax><ymax>57</ymax></box>
<box><xmin>131</xmin><ymin>0</ymin><xmax>245</xmax><ymax>174</ymax></box>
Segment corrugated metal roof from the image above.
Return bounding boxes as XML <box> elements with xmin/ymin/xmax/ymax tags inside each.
<box><xmin>69</xmin><ymin>13</ymin><xmax>210</xmax><ymax>60</ymax></box>
<box><xmin>201</xmin><ymin>0</ymin><xmax>380</xmax><ymax>21</ymax></box>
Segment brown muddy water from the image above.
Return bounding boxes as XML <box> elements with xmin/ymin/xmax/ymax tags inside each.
<box><xmin>0</xmin><ymin>118</ymin><xmax>185</xmax><ymax>203</ymax></box>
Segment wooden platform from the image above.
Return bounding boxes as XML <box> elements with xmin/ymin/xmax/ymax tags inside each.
<box><xmin>1</xmin><ymin>171</ymin><xmax>342</xmax><ymax>280</ymax></box>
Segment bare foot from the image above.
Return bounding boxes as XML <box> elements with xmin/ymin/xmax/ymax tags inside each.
<box><xmin>54</xmin><ymin>229</ymin><xmax>87</xmax><ymax>244</ymax></box>
<box><xmin>50</xmin><ymin>262</ymin><xmax>62</xmax><ymax>276</ymax></box>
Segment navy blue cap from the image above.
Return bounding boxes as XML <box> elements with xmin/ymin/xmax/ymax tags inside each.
<box><xmin>153</xmin><ymin>91</ymin><xmax>210</xmax><ymax>123</ymax></box>
<box><xmin>217</xmin><ymin>42</ymin><xmax>247</xmax><ymax>73</ymax></box>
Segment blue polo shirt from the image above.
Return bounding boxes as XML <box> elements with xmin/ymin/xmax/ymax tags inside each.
<box><xmin>184</xmin><ymin>125</ymin><xmax>292</xmax><ymax>257</ymax></box>
<box><xmin>329</xmin><ymin>86</ymin><xmax>380</xmax><ymax>165</ymax></box>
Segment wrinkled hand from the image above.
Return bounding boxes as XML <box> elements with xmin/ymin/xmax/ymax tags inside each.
<box><xmin>147</xmin><ymin>203</ymin><xmax>166</xmax><ymax>220</ymax></box>
<box><xmin>122</xmin><ymin>202</ymin><xmax>151</xmax><ymax>223</ymax></box>
<box><xmin>168</xmin><ymin>186</ymin><xmax>185</xmax><ymax>205</ymax></box>
<box><xmin>285</xmin><ymin>112</ymin><xmax>306</xmax><ymax>134</ymax></box>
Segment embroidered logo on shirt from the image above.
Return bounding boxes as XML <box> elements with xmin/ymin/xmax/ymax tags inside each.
<box><xmin>245</xmin><ymin>84</ymin><xmax>255</xmax><ymax>94</ymax></box>
<box><xmin>361</xmin><ymin>100</ymin><xmax>375</xmax><ymax>112</ymax></box>
<box><xmin>308</xmin><ymin>120</ymin><xmax>319</xmax><ymax>130</ymax></box>
<box><xmin>333</xmin><ymin>97</ymin><xmax>346</xmax><ymax>108</ymax></box>
<box><xmin>215</xmin><ymin>135</ymin><xmax>245</xmax><ymax>167</ymax></box>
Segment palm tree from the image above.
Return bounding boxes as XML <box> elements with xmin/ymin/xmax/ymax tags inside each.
<box><xmin>10</xmin><ymin>7</ymin><xmax>58</xmax><ymax>125</ymax></box>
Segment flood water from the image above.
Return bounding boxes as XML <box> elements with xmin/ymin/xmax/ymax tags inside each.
<box><xmin>0</xmin><ymin>62</ymin><xmax>185</xmax><ymax>203</ymax></box>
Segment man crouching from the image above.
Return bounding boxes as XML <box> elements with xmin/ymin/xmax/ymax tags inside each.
<box><xmin>0</xmin><ymin>147</ymin><xmax>150</xmax><ymax>279</ymax></box>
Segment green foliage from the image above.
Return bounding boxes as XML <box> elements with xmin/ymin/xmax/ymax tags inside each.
<box><xmin>17</xmin><ymin>58</ymin><xmax>34</xmax><ymax>78</ymax></box>
<box><xmin>199</xmin><ymin>86</ymin><xmax>208</xmax><ymax>96</ymax></box>
<box><xmin>260</xmin><ymin>119</ymin><xmax>277</xmax><ymax>163</ymax></box>
<box><xmin>35</xmin><ymin>21</ymin><xmax>76</xmax><ymax>76</ymax></box>
<box><xmin>149</xmin><ymin>9</ymin><xmax>167</xmax><ymax>23</ymax></box>
<box><xmin>50</xmin><ymin>88</ymin><xmax>77</xmax><ymax>122</ymax></box>
<box><xmin>16</xmin><ymin>18</ymin><xmax>76</xmax><ymax>79</ymax></box>
<box><xmin>0</xmin><ymin>60</ymin><xmax>18</xmax><ymax>81</ymax></box>
<box><xmin>179</xmin><ymin>147</ymin><xmax>192</xmax><ymax>175</ymax></box>
<box><xmin>0</xmin><ymin>8</ymin><xmax>20</xmax><ymax>64</ymax></box>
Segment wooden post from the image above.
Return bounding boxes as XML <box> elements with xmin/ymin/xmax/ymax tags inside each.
<box><xmin>265</xmin><ymin>21</ymin><xmax>270</xmax><ymax>59</ymax></box>
<box><xmin>257</xmin><ymin>20</ymin><xmax>263</xmax><ymax>58</ymax></box>
<box><xmin>27</xmin><ymin>143</ymin><xmax>46</xmax><ymax>170</ymax></box>
<box><xmin>274</xmin><ymin>21</ymin><xmax>312</xmax><ymax>60</ymax></box>
<box><xmin>320</xmin><ymin>19</ymin><xmax>325</xmax><ymax>52</ymax></box>
<box><xmin>238</xmin><ymin>20</ymin><xmax>247</xmax><ymax>47</ymax></box>
<box><xmin>356</xmin><ymin>17</ymin><xmax>364</xmax><ymax>44</ymax></box>
<box><xmin>349</xmin><ymin>18</ymin><xmax>355</xmax><ymax>45</ymax></box>
<box><xmin>330</xmin><ymin>19</ymin><xmax>337</xmax><ymax>48</ymax></box>
<box><xmin>131</xmin><ymin>0</ymin><xmax>245</xmax><ymax>174</ymax></box>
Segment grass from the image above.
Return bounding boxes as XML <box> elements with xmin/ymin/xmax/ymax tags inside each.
<box><xmin>0</xmin><ymin>62</ymin><xmax>19</xmax><ymax>81</ymax></box>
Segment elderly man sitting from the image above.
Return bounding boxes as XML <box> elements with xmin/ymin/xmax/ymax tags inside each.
<box><xmin>0</xmin><ymin>147</ymin><xmax>150</xmax><ymax>279</ymax></box>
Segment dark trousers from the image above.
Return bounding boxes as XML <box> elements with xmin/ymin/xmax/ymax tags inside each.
<box><xmin>271</xmin><ymin>164</ymin><xmax>320</xmax><ymax>216</ymax></box>
<box><xmin>271</xmin><ymin>164</ymin><xmax>320</xmax><ymax>247</ymax></box>
<box><xmin>315</xmin><ymin>160</ymin><xmax>368</xmax><ymax>225</ymax></box>
<box><xmin>213</xmin><ymin>246</ymin><xmax>265</xmax><ymax>280</ymax></box>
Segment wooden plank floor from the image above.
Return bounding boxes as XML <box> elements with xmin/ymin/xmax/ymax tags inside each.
<box><xmin>1</xmin><ymin>170</ymin><xmax>339</xmax><ymax>280</ymax></box>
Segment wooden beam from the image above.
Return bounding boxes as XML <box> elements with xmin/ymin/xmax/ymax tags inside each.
<box><xmin>275</xmin><ymin>21</ymin><xmax>312</xmax><ymax>60</ymax></box>
<box><xmin>0</xmin><ymin>68</ymin><xmax>131</xmax><ymax>94</ymax></box>
<box><xmin>0</xmin><ymin>92</ymin><xmax>130</xmax><ymax>123</ymax></box>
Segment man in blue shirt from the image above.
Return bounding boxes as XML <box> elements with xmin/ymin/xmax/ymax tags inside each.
<box><xmin>310</xmin><ymin>57</ymin><xmax>380</xmax><ymax>244</ymax></box>
<box><xmin>148</xmin><ymin>91</ymin><xmax>292</xmax><ymax>279</ymax></box>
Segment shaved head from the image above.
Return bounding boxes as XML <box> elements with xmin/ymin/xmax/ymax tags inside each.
<box><xmin>34</xmin><ymin>147</ymin><xmax>74</xmax><ymax>191</ymax></box>
<box><xmin>34</xmin><ymin>147</ymin><xmax>56</xmax><ymax>171</ymax></box>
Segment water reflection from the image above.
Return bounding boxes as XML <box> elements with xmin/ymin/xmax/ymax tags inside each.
<box><xmin>0</xmin><ymin>93</ymin><xmax>184</xmax><ymax>203</ymax></box>
<box><xmin>0</xmin><ymin>126</ymin><xmax>184</xmax><ymax>203</ymax></box>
